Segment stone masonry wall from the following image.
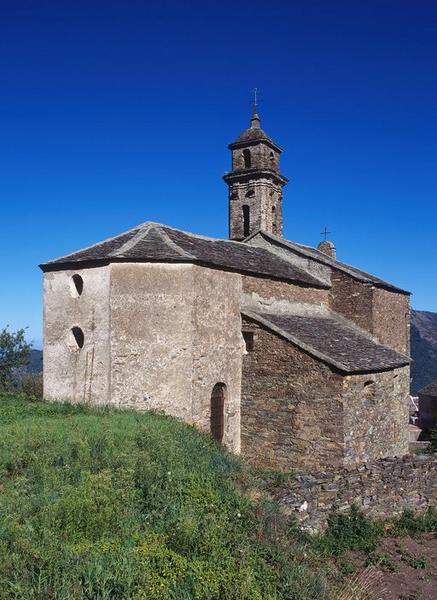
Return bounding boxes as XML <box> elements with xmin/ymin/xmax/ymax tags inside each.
<box><xmin>343</xmin><ymin>367</ymin><xmax>410</xmax><ymax>465</ymax></box>
<box><xmin>330</xmin><ymin>272</ymin><xmax>410</xmax><ymax>355</ymax></box>
<box><xmin>277</xmin><ymin>454</ymin><xmax>437</xmax><ymax>533</ymax></box>
<box><xmin>330</xmin><ymin>271</ymin><xmax>373</xmax><ymax>332</ymax></box>
<box><xmin>242</xmin><ymin>274</ymin><xmax>329</xmax><ymax>306</ymax></box>
<box><xmin>372</xmin><ymin>287</ymin><xmax>410</xmax><ymax>354</ymax></box>
<box><xmin>241</xmin><ymin>318</ymin><xmax>345</xmax><ymax>471</ymax></box>
<box><xmin>228</xmin><ymin>177</ymin><xmax>283</xmax><ymax>240</ymax></box>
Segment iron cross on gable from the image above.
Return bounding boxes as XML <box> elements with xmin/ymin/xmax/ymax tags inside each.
<box><xmin>320</xmin><ymin>227</ymin><xmax>331</xmax><ymax>241</ymax></box>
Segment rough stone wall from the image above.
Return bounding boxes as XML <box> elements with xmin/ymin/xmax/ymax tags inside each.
<box><xmin>43</xmin><ymin>266</ymin><xmax>110</xmax><ymax>404</ymax></box>
<box><xmin>343</xmin><ymin>367</ymin><xmax>410</xmax><ymax>465</ymax></box>
<box><xmin>277</xmin><ymin>454</ymin><xmax>437</xmax><ymax>533</ymax></box>
<box><xmin>241</xmin><ymin>318</ymin><xmax>345</xmax><ymax>471</ymax></box>
<box><xmin>231</xmin><ymin>144</ymin><xmax>280</xmax><ymax>172</ymax></box>
<box><xmin>228</xmin><ymin>177</ymin><xmax>283</xmax><ymax>240</ymax></box>
<box><xmin>109</xmin><ymin>263</ymin><xmax>243</xmax><ymax>452</ymax></box>
<box><xmin>330</xmin><ymin>272</ymin><xmax>410</xmax><ymax>355</ymax></box>
<box><xmin>372</xmin><ymin>287</ymin><xmax>410</xmax><ymax>354</ymax></box>
<box><xmin>242</xmin><ymin>274</ymin><xmax>329</xmax><ymax>307</ymax></box>
<box><xmin>330</xmin><ymin>271</ymin><xmax>373</xmax><ymax>332</ymax></box>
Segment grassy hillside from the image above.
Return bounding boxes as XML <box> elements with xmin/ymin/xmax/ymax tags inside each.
<box><xmin>0</xmin><ymin>394</ymin><xmax>332</xmax><ymax>600</ymax></box>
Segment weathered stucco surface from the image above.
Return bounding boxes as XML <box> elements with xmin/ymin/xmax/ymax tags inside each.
<box><xmin>191</xmin><ymin>266</ymin><xmax>243</xmax><ymax>452</ymax></box>
<box><xmin>109</xmin><ymin>263</ymin><xmax>194</xmax><ymax>416</ymax></box>
<box><xmin>109</xmin><ymin>263</ymin><xmax>243</xmax><ymax>452</ymax></box>
<box><xmin>43</xmin><ymin>266</ymin><xmax>110</xmax><ymax>404</ymax></box>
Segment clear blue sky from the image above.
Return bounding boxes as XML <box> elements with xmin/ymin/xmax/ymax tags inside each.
<box><xmin>1</xmin><ymin>0</ymin><xmax>436</xmax><ymax>349</ymax></box>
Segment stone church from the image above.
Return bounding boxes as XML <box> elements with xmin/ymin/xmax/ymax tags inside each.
<box><xmin>40</xmin><ymin>106</ymin><xmax>411</xmax><ymax>472</ymax></box>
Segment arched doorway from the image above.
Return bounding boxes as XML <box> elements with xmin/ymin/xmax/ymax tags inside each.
<box><xmin>210</xmin><ymin>383</ymin><xmax>226</xmax><ymax>443</ymax></box>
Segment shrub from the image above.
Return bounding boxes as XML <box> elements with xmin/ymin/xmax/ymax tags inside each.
<box><xmin>392</xmin><ymin>508</ymin><xmax>437</xmax><ymax>536</ymax></box>
<box><xmin>318</xmin><ymin>505</ymin><xmax>385</xmax><ymax>556</ymax></box>
<box><xmin>17</xmin><ymin>372</ymin><xmax>43</xmax><ymax>399</ymax></box>
<box><xmin>0</xmin><ymin>327</ymin><xmax>31</xmax><ymax>389</ymax></box>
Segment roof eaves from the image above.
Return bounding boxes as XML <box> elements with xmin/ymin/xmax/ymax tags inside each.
<box><xmin>242</xmin><ymin>309</ymin><xmax>409</xmax><ymax>374</ymax></box>
<box><xmin>242</xmin><ymin>308</ymin><xmax>350</xmax><ymax>372</ymax></box>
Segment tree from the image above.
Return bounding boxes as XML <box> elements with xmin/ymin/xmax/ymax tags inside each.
<box><xmin>0</xmin><ymin>327</ymin><xmax>32</xmax><ymax>389</ymax></box>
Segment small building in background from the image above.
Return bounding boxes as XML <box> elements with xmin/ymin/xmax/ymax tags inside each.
<box><xmin>418</xmin><ymin>380</ymin><xmax>437</xmax><ymax>431</ymax></box>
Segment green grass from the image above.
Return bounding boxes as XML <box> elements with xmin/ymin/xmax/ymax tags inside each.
<box><xmin>0</xmin><ymin>393</ymin><xmax>332</xmax><ymax>600</ymax></box>
<box><xmin>1</xmin><ymin>394</ymin><xmax>435</xmax><ymax>599</ymax></box>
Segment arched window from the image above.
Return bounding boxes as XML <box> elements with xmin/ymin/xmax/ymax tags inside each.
<box><xmin>243</xmin><ymin>149</ymin><xmax>251</xmax><ymax>169</ymax></box>
<box><xmin>210</xmin><ymin>383</ymin><xmax>226</xmax><ymax>442</ymax></box>
<box><xmin>242</xmin><ymin>205</ymin><xmax>250</xmax><ymax>238</ymax></box>
<box><xmin>272</xmin><ymin>206</ymin><xmax>277</xmax><ymax>234</ymax></box>
<box><xmin>71</xmin><ymin>274</ymin><xmax>84</xmax><ymax>296</ymax></box>
<box><xmin>71</xmin><ymin>326</ymin><xmax>84</xmax><ymax>349</ymax></box>
<box><xmin>270</xmin><ymin>151</ymin><xmax>274</xmax><ymax>162</ymax></box>
<box><xmin>363</xmin><ymin>380</ymin><xmax>376</xmax><ymax>405</ymax></box>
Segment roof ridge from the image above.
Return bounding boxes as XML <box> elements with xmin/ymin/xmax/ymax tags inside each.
<box><xmin>110</xmin><ymin>222</ymin><xmax>155</xmax><ymax>257</ymax></box>
<box><xmin>42</xmin><ymin>222</ymin><xmax>146</xmax><ymax>265</ymax></box>
<box><xmin>157</xmin><ymin>226</ymin><xmax>196</xmax><ymax>259</ymax></box>
<box><xmin>248</xmin><ymin>230</ymin><xmax>409</xmax><ymax>295</ymax></box>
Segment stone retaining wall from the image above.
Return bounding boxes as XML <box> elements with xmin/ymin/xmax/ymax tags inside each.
<box><xmin>277</xmin><ymin>454</ymin><xmax>437</xmax><ymax>533</ymax></box>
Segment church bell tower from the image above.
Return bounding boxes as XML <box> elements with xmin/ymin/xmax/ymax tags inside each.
<box><xmin>223</xmin><ymin>103</ymin><xmax>288</xmax><ymax>241</ymax></box>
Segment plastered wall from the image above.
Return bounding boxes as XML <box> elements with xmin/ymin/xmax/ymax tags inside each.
<box><xmin>43</xmin><ymin>266</ymin><xmax>110</xmax><ymax>404</ymax></box>
<box><xmin>109</xmin><ymin>263</ymin><xmax>243</xmax><ymax>452</ymax></box>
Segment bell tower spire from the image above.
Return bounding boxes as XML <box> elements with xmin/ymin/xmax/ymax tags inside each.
<box><xmin>251</xmin><ymin>88</ymin><xmax>261</xmax><ymax>128</ymax></box>
<box><xmin>223</xmin><ymin>99</ymin><xmax>288</xmax><ymax>241</ymax></box>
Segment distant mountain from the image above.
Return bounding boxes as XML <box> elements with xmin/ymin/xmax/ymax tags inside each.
<box><xmin>26</xmin><ymin>349</ymin><xmax>43</xmax><ymax>374</ymax></box>
<box><xmin>411</xmin><ymin>310</ymin><xmax>437</xmax><ymax>394</ymax></box>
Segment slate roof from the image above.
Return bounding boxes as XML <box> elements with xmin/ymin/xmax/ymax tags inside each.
<box><xmin>243</xmin><ymin>308</ymin><xmax>410</xmax><ymax>374</ymax></box>
<box><xmin>39</xmin><ymin>222</ymin><xmax>328</xmax><ymax>287</ymax></box>
<box><xmin>245</xmin><ymin>231</ymin><xmax>410</xmax><ymax>295</ymax></box>
<box><xmin>234</xmin><ymin>126</ymin><xmax>274</xmax><ymax>144</ymax></box>
<box><xmin>418</xmin><ymin>379</ymin><xmax>437</xmax><ymax>397</ymax></box>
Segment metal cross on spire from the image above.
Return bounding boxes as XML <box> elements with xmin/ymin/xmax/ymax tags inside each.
<box><xmin>320</xmin><ymin>227</ymin><xmax>331</xmax><ymax>241</ymax></box>
<box><xmin>250</xmin><ymin>88</ymin><xmax>261</xmax><ymax>127</ymax></box>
